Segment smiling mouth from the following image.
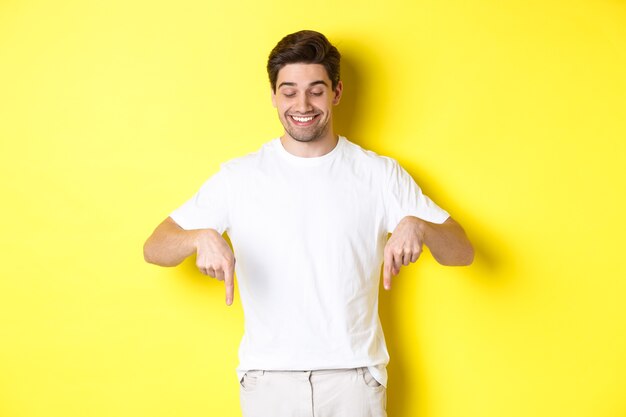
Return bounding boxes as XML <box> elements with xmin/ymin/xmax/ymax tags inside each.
<box><xmin>289</xmin><ymin>114</ymin><xmax>319</xmax><ymax>126</ymax></box>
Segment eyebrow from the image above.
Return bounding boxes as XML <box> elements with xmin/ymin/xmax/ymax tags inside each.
<box><xmin>278</xmin><ymin>80</ymin><xmax>329</xmax><ymax>89</ymax></box>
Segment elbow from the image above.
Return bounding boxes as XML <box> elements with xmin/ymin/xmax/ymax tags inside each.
<box><xmin>143</xmin><ymin>241</ymin><xmax>158</xmax><ymax>265</ymax></box>
<box><xmin>451</xmin><ymin>231</ymin><xmax>475</xmax><ymax>266</ymax></box>
<box><xmin>143</xmin><ymin>240</ymin><xmax>176</xmax><ymax>267</ymax></box>
<box><xmin>459</xmin><ymin>245</ymin><xmax>475</xmax><ymax>266</ymax></box>
<box><xmin>453</xmin><ymin>242</ymin><xmax>475</xmax><ymax>266</ymax></box>
<box><xmin>436</xmin><ymin>243</ymin><xmax>474</xmax><ymax>267</ymax></box>
<box><xmin>433</xmin><ymin>219</ymin><xmax>475</xmax><ymax>266</ymax></box>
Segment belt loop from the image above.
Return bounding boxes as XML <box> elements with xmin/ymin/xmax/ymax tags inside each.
<box><xmin>357</xmin><ymin>367</ymin><xmax>364</xmax><ymax>377</ymax></box>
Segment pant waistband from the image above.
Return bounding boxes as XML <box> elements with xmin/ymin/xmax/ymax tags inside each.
<box><xmin>247</xmin><ymin>367</ymin><xmax>366</xmax><ymax>380</ymax></box>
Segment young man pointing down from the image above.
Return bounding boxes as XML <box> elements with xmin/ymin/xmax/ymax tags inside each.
<box><xmin>144</xmin><ymin>30</ymin><xmax>474</xmax><ymax>417</ymax></box>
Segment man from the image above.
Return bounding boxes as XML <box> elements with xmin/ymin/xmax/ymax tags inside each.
<box><xmin>144</xmin><ymin>30</ymin><xmax>473</xmax><ymax>417</ymax></box>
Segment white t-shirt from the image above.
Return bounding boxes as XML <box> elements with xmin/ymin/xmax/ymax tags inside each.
<box><xmin>170</xmin><ymin>136</ymin><xmax>449</xmax><ymax>387</ymax></box>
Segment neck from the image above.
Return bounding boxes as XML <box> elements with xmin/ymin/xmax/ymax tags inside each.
<box><xmin>280</xmin><ymin>130</ymin><xmax>339</xmax><ymax>158</ymax></box>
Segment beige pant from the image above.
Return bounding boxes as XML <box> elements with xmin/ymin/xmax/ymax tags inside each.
<box><xmin>239</xmin><ymin>367</ymin><xmax>387</xmax><ymax>417</ymax></box>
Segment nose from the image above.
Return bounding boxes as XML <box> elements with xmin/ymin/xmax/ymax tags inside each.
<box><xmin>294</xmin><ymin>93</ymin><xmax>313</xmax><ymax>114</ymax></box>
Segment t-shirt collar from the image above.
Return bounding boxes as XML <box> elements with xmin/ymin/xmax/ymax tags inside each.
<box><xmin>274</xmin><ymin>136</ymin><xmax>345</xmax><ymax>166</ymax></box>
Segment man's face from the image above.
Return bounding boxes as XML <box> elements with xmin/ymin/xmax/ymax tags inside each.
<box><xmin>271</xmin><ymin>63</ymin><xmax>343</xmax><ymax>143</ymax></box>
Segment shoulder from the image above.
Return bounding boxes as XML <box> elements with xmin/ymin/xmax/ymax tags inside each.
<box><xmin>341</xmin><ymin>137</ymin><xmax>401</xmax><ymax>175</ymax></box>
<box><xmin>217</xmin><ymin>139</ymin><xmax>277</xmax><ymax>174</ymax></box>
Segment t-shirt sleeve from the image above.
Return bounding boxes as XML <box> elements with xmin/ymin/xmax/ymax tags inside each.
<box><xmin>383</xmin><ymin>158</ymin><xmax>449</xmax><ymax>233</ymax></box>
<box><xmin>169</xmin><ymin>165</ymin><xmax>231</xmax><ymax>234</ymax></box>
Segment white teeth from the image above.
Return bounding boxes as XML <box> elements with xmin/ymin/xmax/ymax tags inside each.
<box><xmin>292</xmin><ymin>116</ymin><xmax>314</xmax><ymax>122</ymax></box>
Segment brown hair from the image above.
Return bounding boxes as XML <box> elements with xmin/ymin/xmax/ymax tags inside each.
<box><xmin>267</xmin><ymin>30</ymin><xmax>341</xmax><ymax>92</ymax></box>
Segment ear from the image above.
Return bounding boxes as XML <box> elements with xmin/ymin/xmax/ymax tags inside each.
<box><xmin>332</xmin><ymin>80</ymin><xmax>343</xmax><ymax>105</ymax></box>
<box><xmin>271</xmin><ymin>88</ymin><xmax>277</xmax><ymax>108</ymax></box>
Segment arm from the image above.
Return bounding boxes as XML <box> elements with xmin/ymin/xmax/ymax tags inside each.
<box><xmin>143</xmin><ymin>217</ymin><xmax>236</xmax><ymax>305</ymax></box>
<box><xmin>421</xmin><ymin>216</ymin><xmax>474</xmax><ymax>266</ymax></box>
<box><xmin>382</xmin><ymin>216</ymin><xmax>474</xmax><ymax>290</ymax></box>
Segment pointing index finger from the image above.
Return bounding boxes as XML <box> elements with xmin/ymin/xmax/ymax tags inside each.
<box><xmin>224</xmin><ymin>262</ymin><xmax>235</xmax><ymax>306</ymax></box>
<box><xmin>383</xmin><ymin>252</ymin><xmax>393</xmax><ymax>291</ymax></box>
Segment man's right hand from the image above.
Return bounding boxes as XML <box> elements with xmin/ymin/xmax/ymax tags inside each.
<box><xmin>144</xmin><ymin>217</ymin><xmax>236</xmax><ymax>306</ymax></box>
<box><xmin>194</xmin><ymin>229</ymin><xmax>236</xmax><ymax>306</ymax></box>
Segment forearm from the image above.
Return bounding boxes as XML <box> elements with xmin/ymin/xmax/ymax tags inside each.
<box><xmin>143</xmin><ymin>217</ymin><xmax>204</xmax><ymax>267</ymax></box>
<box><xmin>417</xmin><ymin>216</ymin><xmax>474</xmax><ymax>266</ymax></box>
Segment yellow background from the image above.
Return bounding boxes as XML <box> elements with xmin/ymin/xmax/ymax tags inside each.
<box><xmin>1</xmin><ymin>0</ymin><xmax>625</xmax><ymax>416</ymax></box>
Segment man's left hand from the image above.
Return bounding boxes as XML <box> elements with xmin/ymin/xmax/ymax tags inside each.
<box><xmin>382</xmin><ymin>216</ymin><xmax>425</xmax><ymax>290</ymax></box>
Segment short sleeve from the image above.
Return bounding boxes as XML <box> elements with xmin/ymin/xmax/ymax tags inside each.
<box><xmin>169</xmin><ymin>165</ymin><xmax>231</xmax><ymax>234</ymax></box>
<box><xmin>383</xmin><ymin>158</ymin><xmax>449</xmax><ymax>233</ymax></box>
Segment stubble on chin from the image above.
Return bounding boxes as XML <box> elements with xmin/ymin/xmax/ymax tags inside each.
<box><xmin>287</xmin><ymin>129</ymin><xmax>319</xmax><ymax>142</ymax></box>
<box><xmin>283</xmin><ymin>115</ymin><xmax>329</xmax><ymax>143</ymax></box>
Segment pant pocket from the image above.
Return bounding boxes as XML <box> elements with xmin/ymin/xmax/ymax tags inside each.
<box><xmin>361</xmin><ymin>367</ymin><xmax>383</xmax><ymax>388</ymax></box>
<box><xmin>240</xmin><ymin>370</ymin><xmax>265</xmax><ymax>392</ymax></box>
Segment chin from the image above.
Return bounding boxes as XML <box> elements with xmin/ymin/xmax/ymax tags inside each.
<box><xmin>290</xmin><ymin>134</ymin><xmax>318</xmax><ymax>143</ymax></box>
<box><xmin>286</xmin><ymin>125</ymin><xmax>329</xmax><ymax>143</ymax></box>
